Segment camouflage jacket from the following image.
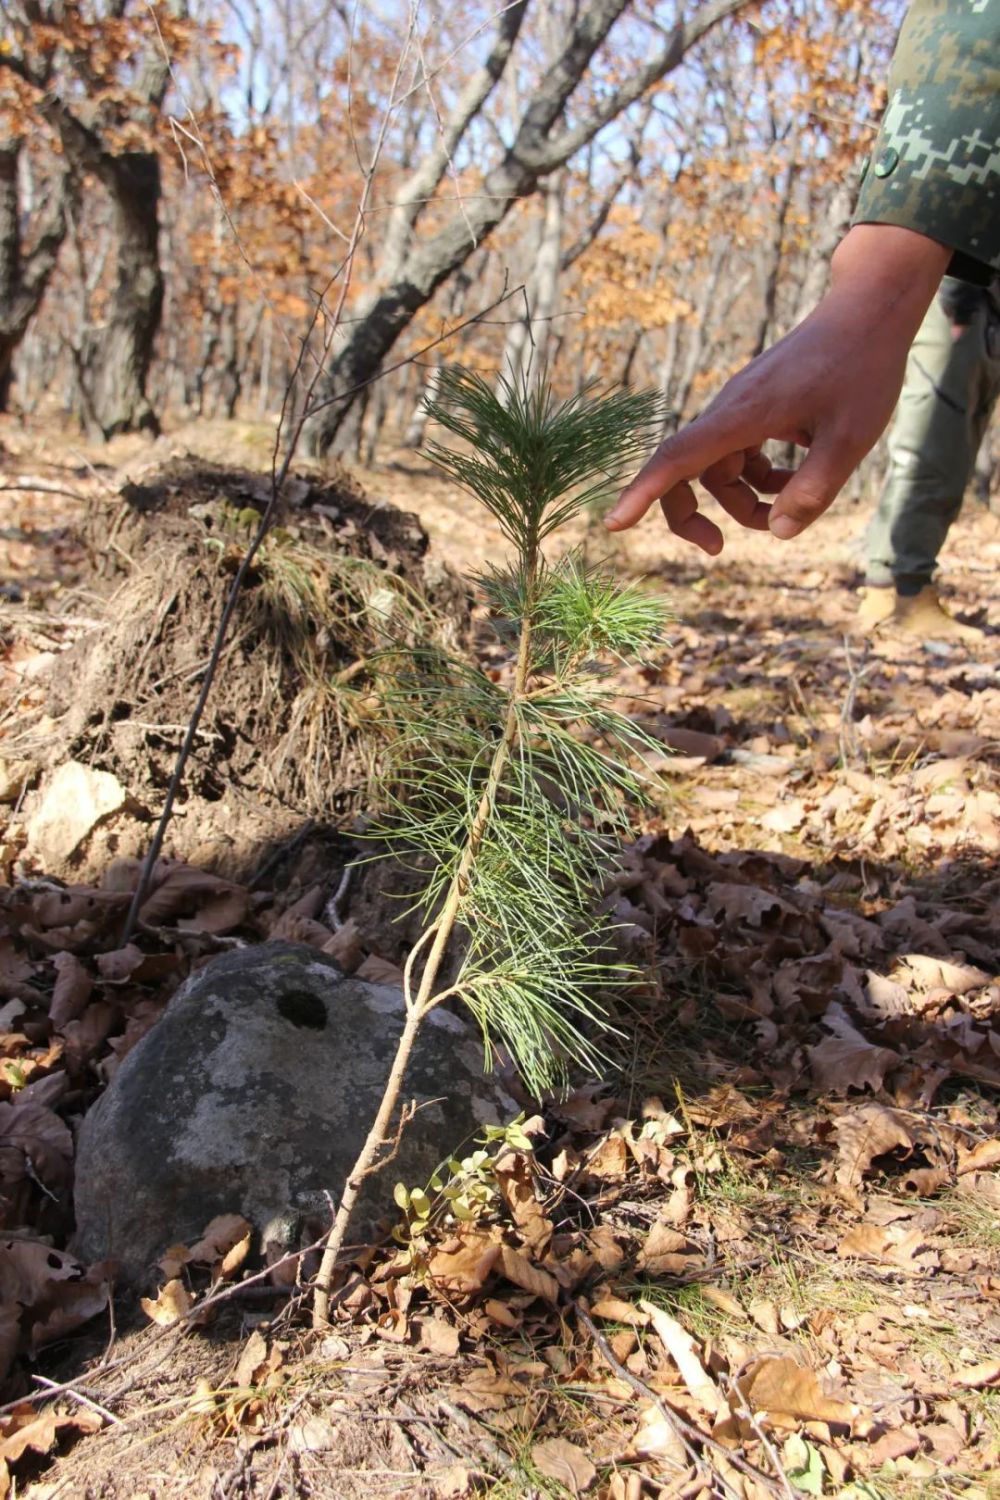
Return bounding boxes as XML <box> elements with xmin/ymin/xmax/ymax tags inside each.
<box><xmin>852</xmin><ymin>0</ymin><xmax>1000</xmax><ymax>283</ymax></box>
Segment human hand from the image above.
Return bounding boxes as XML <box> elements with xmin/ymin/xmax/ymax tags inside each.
<box><xmin>605</xmin><ymin>225</ymin><xmax>952</xmax><ymax>553</ymax></box>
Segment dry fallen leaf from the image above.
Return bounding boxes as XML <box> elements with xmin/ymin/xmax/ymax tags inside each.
<box><xmin>426</xmin><ymin>1232</ymin><xmax>500</xmax><ymax>1296</ymax></box>
<box><xmin>494</xmin><ymin>1148</ymin><xmax>553</xmax><ymax>1256</ymax></box>
<box><xmin>636</xmin><ymin>1221</ymin><xmax>692</xmax><ymax>1275</ymax></box>
<box><xmin>0</xmin><ymin>1099</ymin><xmax>73</xmax><ymax>1192</ymax></box>
<box><xmin>588</xmin><ymin>1295</ymin><xmax>650</xmax><ymax>1328</ymax></box>
<box><xmin>130</xmin><ymin>864</ymin><xmax>245</xmax><ymax>933</ymax></box>
<box><xmin>531</xmin><ymin>1436</ymin><xmax>597</xmax><ymax>1495</ymax></box>
<box><xmin>640</xmin><ymin>1299</ymin><xmax>724</xmax><ymax>1417</ymax></box>
<box><xmin>737</xmin><ymin>1357</ymin><xmax>854</xmax><ymax>1429</ymax></box>
<box><xmin>415</xmin><ymin>1316</ymin><xmax>461</xmax><ymax>1357</ymax></box>
<box><xmin>701</xmin><ymin>1284</ymin><xmax>747</xmax><ymax>1321</ymax></box>
<box><xmin>141</xmin><ymin>1277</ymin><xmax>194</xmax><ymax>1327</ymax></box>
<box><xmin>580</xmin><ymin>1131</ymin><xmax>630</xmax><ymax>1181</ymax></box>
<box><xmin>484</xmin><ymin>1297</ymin><xmax>521</xmax><ymax>1329</ymax></box>
<box><xmin>188</xmin><ymin>1212</ymin><xmax>252</xmax><ymax>1277</ymax></box>
<box><xmin>807</xmin><ymin>1004</ymin><xmax>900</xmax><ymax>1094</ymax></box>
<box><xmin>95</xmin><ymin>943</ymin><xmax>146</xmax><ymax>983</ymax></box>
<box><xmin>0</xmin><ymin>1401</ymin><xmax>101</xmax><ymax>1498</ymax></box>
<box><xmin>837</xmin><ymin>1222</ymin><xmax>940</xmax><ymax>1274</ymax></box>
<box><xmin>48</xmin><ymin>952</ymin><xmax>92</xmax><ymax>1028</ymax></box>
<box><xmin>322</xmin><ymin>919</ymin><xmax>363</xmax><ymax>972</ymax></box>
<box><xmin>0</xmin><ymin>1240</ymin><xmax>111</xmax><ymax>1380</ymax></box>
<box><xmin>625</xmin><ymin>1401</ymin><xmax>686</xmax><ymax>1468</ymax></box>
<box><xmin>355</xmin><ymin>953</ymin><xmax>406</xmax><ymax>986</ymax></box>
<box><xmin>953</xmin><ymin>1359</ymin><xmax>1000</xmax><ymax>1390</ymax></box>
<box><xmin>432</xmin><ymin>1462</ymin><xmax>474</xmax><ymax>1499</ymax></box>
<box><xmin>833</xmin><ymin>1103</ymin><xmax>916</xmax><ymax>1189</ymax></box>
<box><xmin>497</xmin><ymin>1243</ymin><xmax>559</xmax><ymax>1303</ymax></box>
<box><xmin>234</xmin><ymin>1329</ymin><xmax>270</xmax><ymax>1387</ymax></box>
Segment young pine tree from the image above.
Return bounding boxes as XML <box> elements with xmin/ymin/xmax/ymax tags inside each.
<box><xmin>313</xmin><ymin>370</ymin><xmax>669</xmax><ymax>1325</ymax></box>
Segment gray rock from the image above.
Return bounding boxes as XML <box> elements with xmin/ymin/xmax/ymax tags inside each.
<box><xmin>72</xmin><ymin>942</ymin><xmax>516</xmax><ymax>1282</ymax></box>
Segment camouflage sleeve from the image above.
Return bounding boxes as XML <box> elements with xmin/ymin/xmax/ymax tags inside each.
<box><xmin>852</xmin><ymin>0</ymin><xmax>1000</xmax><ymax>284</ymax></box>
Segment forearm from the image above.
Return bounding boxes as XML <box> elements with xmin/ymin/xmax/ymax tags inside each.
<box><xmin>825</xmin><ymin>223</ymin><xmax>951</xmax><ymax>339</ymax></box>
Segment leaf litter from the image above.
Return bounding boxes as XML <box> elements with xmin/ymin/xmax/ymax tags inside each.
<box><xmin>0</xmin><ymin>438</ymin><xmax>998</xmax><ymax>1495</ymax></box>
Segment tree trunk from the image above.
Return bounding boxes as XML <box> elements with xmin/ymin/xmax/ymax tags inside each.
<box><xmin>75</xmin><ymin>152</ymin><xmax>163</xmax><ymax>437</ymax></box>
<box><xmin>749</xmin><ymin>144</ymin><xmax>798</xmax><ymax>360</ymax></box>
<box><xmin>500</xmin><ymin>168</ymin><xmax>565</xmax><ymax>385</ymax></box>
<box><xmin>403</xmin><ymin>362</ymin><xmax>443</xmax><ymax>449</ymax></box>
<box><xmin>217</xmin><ymin>298</ymin><xmax>243</xmax><ymax>420</ymax></box>
<box><xmin>0</xmin><ymin>138</ymin><xmax>69</xmax><ymax>411</ymax></box>
<box><xmin>303</xmin><ymin>0</ymin><xmax>749</xmax><ymax>458</ymax></box>
<box><xmin>669</xmin><ymin>239</ymin><xmax>729</xmax><ymax>420</ymax></box>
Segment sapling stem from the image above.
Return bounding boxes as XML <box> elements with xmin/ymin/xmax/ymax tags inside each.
<box><xmin>312</xmin><ymin>572</ymin><xmax>537</xmax><ymax>1326</ymax></box>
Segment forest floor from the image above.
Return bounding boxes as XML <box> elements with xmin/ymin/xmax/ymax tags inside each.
<box><xmin>1</xmin><ymin>415</ymin><xmax>999</xmax><ymax>1500</ymax></box>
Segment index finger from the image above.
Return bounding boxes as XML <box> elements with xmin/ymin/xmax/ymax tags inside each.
<box><xmin>605</xmin><ymin>416</ymin><xmax>752</xmax><ymax>531</ymax></box>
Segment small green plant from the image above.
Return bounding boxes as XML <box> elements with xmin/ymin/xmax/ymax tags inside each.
<box><xmin>392</xmin><ymin>1114</ymin><xmax>538</xmax><ymax>1245</ymax></box>
<box><xmin>313</xmin><ymin>370</ymin><xmax>670</xmax><ymax>1324</ymax></box>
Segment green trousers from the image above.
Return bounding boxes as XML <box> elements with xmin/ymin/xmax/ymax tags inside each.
<box><xmin>865</xmin><ymin>286</ymin><xmax>1000</xmax><ymax>592</ymax></box>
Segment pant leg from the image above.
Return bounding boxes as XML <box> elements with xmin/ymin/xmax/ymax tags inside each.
<box><xmin>968</xmin><ymin>294</ymin><xmax>1000</xmax><ymax>467</ymax></box>
<box><xmin>865</xmin><ymin>293</ymin><xmax>986</xmax><ymax>590</ymax></box>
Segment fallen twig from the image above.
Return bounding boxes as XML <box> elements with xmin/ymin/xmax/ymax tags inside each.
<box><xmin>31</xmin><ymin>1373</ymin><xmax>123</xmax><ymax>1427</ymax></box>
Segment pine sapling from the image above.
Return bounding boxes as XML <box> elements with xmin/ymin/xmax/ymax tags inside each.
<box><xmin>312</xmin><ymin>370</ymin><xmax>670</xmax><ymax>1326</ymax></box>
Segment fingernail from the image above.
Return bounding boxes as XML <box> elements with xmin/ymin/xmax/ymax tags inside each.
<box><xmin>604</xmin><ymin>507</ymin><xmax>625</xmax><ymax>530</ymax></box>
<box><xmin>769</xmin><ymin>515</ymin><xmax>800</xmax><ymax>540</ymax></box>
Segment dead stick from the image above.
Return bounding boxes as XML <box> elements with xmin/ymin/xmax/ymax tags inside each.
<box><xmin>31</xmin><ymin>1374</ymin><xmax>123</xmax><ymax>1427</ymax></box>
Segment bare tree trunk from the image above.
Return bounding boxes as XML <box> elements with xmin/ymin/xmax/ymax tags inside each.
<box><xmin>749</xmin><ymin>138</ymin><xmax>799</xmax><ymax>360</ymax></box>
<box><xmin>500</xmin><ymin>168</ymin><xmax>565</xmax><ymax>385</ymax></box>
<box><xmin>788</xmin><ymin>179</ymin><xmax>852</xmax><ymax>325</ymax></box>
<box><xmin>38</xmin><ymin>3</ymin><xmax>179</xmax><ymax>438</ymax></box>
<box><xmin>403</xmin><ymin>362</ymin><xmax>443</xmax><ymax>449</ymax></box>
<box><xmin>303</xmin><ymin>0</ymin><xmax>749</xmax><ymax>458</ymax></box>
<box><xmin>655</xmin><ymin>318</ymin><xmax>680</xmax><ymax>422</ymax></box>
<box><xmin>257</xmin><ymin>309</ymin><xmax>273</xmax><ymax>416</ymax></box>
<box><xmin>0</xmin><ymin>137</ymin><xmax>69</xmax><ymax>410</ymax></box>
<box><xmin>668</xmin><ymin>239</ymin><xmax>729</xmax><ymax>420</ymax></box>
<box><xmin>72</xmin><ymin>151</ymin><xmax>163</xmax><ymax>437</ymax></box>
<box><xmin>217</xmin><ymin>299</ymin><xmax>243</xmax><ymax>420</ymax></box>
<box><xmin>362</xmin><ymin>372</ymin><xmax>389</xmax><ymax>464</ymax></box>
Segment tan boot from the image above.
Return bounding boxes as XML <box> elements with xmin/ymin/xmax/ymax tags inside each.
<box><xmin>890</xmin><ymin>585</ymin><xmax>984</xmax><ymax>643</ymax></box>
<box><xmin>853</xmin><ymin>586</ymin><xmax>897</xmax><ymax>635</ymax></box>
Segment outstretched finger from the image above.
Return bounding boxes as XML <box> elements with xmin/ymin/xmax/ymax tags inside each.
<box><xmin>605</xmin><ymin>419</ymin><xmax>752</xmax><ymax>531</ymax></box>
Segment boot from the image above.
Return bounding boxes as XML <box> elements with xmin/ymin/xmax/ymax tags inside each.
<box><xmin>853</xmin><ymin>585</ymin><xmax>897</xmax><ymax>635</ymax></box>
<box><xmin>890</xmin><ymin>585</ymin><xmax>985</xmax><ymax>643</ymax></box>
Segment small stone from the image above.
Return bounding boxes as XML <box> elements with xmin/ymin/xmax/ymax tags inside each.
<box><xmin>0</xmin><ymin>757</ymin><xmax>35</xmax><ymax>804</ymax></box>
<box><xmin>26</xmin><ymin>761</ymin><xmax>128</xmax><ymax>865</ymax></box>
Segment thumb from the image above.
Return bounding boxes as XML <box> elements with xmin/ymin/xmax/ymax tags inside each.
<box><xmin>605</xmin><ymin>419</ymin><xmax>741</xmax><ymax>531</ymax></box>
<box><xmin>766</xmin><ymin>433</ymin><xmax>855</xmax><ymax>540</ymax></box>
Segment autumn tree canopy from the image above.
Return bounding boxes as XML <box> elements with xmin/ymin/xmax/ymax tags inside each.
<box><xmin>0</xmin><ymin>0</ymin><xmax>903</xmax><ymax>454</ymax></box>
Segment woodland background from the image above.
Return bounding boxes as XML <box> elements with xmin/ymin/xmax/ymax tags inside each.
<box><xmin>9</xmin><ymin>0</ymin><xmax>998</xmax><ymax>492</ymax></box>
<box><xmin>3</xmin><ymin>5</ymin><xmax>1000</xmax><ymax>1496</ymax></box>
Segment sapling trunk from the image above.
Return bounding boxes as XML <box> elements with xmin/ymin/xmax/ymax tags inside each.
<box><xmin>312</xmin><ymin>604</ymin><xmax>535</xmax><ymax>1325</ymax></box>
<box><xmin>312</xmin><ymin>371</ymin><xmax>669</xmax><ymax>1328</ymax></box>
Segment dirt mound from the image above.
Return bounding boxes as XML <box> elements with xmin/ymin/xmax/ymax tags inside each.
<box><xmin>7</xmin><ymin>459</ymin><xmax>470</xmax><ymax>878</ymax></box>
